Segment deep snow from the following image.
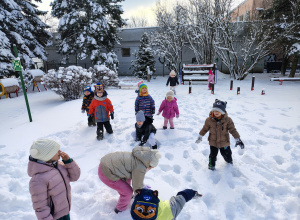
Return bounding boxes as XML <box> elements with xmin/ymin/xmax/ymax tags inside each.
<box><xmin>0</xmin><ymin>72</ymin><xmax>300</xmax><ymax>220</ymax></box>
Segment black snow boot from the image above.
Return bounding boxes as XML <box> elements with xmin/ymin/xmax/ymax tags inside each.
<box><xmin>152</xmin><ymin>144</ymin><xmax>158</xmax><ymax>149</ymax></box>
<box><xmin>97</xmin><ymin>130</ymin><xmax>103</xmax><ymax>140</ymax></box>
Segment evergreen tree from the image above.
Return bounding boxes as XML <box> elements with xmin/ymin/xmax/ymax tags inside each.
<box><xmin>51</xmin><ymin>0</ymin><xmax>126</xmax><ymax>66</ymax></box>
<box><xmin>262</xmin><ymin>0</ymin><xmax>300</xmax><ymax>76</ymax></box>
<box><xmin>130</xmin><ymin>33</ymin><xmax>156</xmax><ymax>79</ymax></box>
<box><xmin>0</xmin><ymin>0</ymin><xmax>51</xmax><ymax>77</ymax></box>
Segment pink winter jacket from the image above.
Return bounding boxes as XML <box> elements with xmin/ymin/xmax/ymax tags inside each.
<box><xmin>158</xmin><ymin>97</ymin><xmax>179</xmax><ymax>119</ymax></box>
<box><xmin>208</xmin><ymin>71</ymin><xmax>215</xmax><ymax>83</ymax></box>
<box><xmin>28</xmin><ymin>159</ymin><xmax>81</xmax><ymax>220</ymax></box>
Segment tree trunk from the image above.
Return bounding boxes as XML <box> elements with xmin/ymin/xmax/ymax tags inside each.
<box><xmin>281</xmin><ymin>57</ymin><xmax>288</xmax><ymax>76</ymax></box>
<box><xmin>289</xmin><ymin>54</ymin><xmax>299</xmax><ymax>78</ymax></box>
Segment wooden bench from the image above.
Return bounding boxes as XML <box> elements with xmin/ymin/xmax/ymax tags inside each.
<box><xmin>0</xmin><ymin>78</ymin><xmax>20</xmax><ymax>99</ymax></box>
<box><xmin>270</xmin><ymin>77</ymin><xmax>300</xmax><ymax>85</ymax></box>
<box><xmin>181</xmin><ymin>64</ymin><xmax>216</xmax><ymax>84</ymax></box>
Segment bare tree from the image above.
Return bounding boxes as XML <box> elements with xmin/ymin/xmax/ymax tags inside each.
<box><xmin>152</xmin><ymin>1</ymin><xmax>188</xmax><ymax>74</ymax></box>
<box><xmin>39</xmin><ymin>13</ymin><xmax>59</xmax><ymax>33</ymax></box>
<box><xmin>125</xmin><ymin>16</ymin><xmax>150</xmax><ymax>28</ymax></box>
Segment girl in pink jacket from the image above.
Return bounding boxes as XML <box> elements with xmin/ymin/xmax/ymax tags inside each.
<box><xmin>28</xmin><ymin>139</ymin><xmax>81</xmax><ymax>220</ymax></box>
<box><xmin>157</xmin><ymin>90</ymin><xmax>179</xmax><ymax>129</ymax></box>
<box><xmin>208</xmin><ymin>69</ymin><xmax>215</xmax><ymax>90</ymax></box>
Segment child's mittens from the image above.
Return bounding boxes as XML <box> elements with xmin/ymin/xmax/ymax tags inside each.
<box><xmin>176</xmin><ymin>114</ymin><xmax>179</xmax><ymax>118</ymax></box>
<box><xmin>176</xmin><ymin>189</ymin><xmax>198</xmax><ymax>202</ymax></box>
<box><xmin>81</xmin><ymin>109</ymin><xmax>85</xmax><ymax>113</ymax></box>
<box><xmin>110</xmin><ymin>112</ymin><xmax>114</xmax><ymax>120</ymax></box>
<box><xmin>235</xmin><ymin>138</ymin><xmax>245</xmax><ymax>149</ymax></box>
<box><xmin>157</xmin><ymin>112</ymin><xmax>161</xmax><ymax>115</ymax></box>
<box><xmin>195</xmin><ymin>135</ymin><xmax>203</xmax><ymax>144</ymax></box>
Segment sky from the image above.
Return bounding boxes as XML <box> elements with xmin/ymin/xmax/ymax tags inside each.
<box><xmin>37</xmin><ymin>0</ymin><xmax>244</xmax><ymax>27</ymax></box>
<box><xmin>0</xmin><ymin>70</ymin><xmax>300</xmax><ymax>219</ymax></box>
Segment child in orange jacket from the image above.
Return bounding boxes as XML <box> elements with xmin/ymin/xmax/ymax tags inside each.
<box><xmin>89</xmin><ymin>90</ymin><xmax>114</xmax><ymax>140</ymax></box>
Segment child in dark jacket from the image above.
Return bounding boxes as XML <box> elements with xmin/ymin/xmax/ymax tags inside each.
<box><xmin>81</xmin><ymin>86</ymin><xmax>95</xmax><ymax>126</ymax></box>
<box><xmin>135</xmin><ymin>83</ymin><xmax>155</xmax><ymax>121</ymax></box>
<box><xmin>196</xmin><ymin>99</ymin><xmax>244</xmax><ymax>170</ymax></box>
<box><xmin>166</xmin><ymin>70</ymin><xmax>179</xmax><ymax>95</ymax></box>
<box><xmin>157</xmin><ymin>90</ymin><xmax>179</xmax><ymax>129</ymax></box>
<box><xmin>135</xmin><ymin>110</ymin><xmax>157</xmax><ymax>149</ymax></box>
<box><xmin>89</xmin><ymin>90</ymin><xmax>114</xmax><ymax>140</ymax></box>
<box><xmin>131</xmin><ymin>188</ymin><xmax>201</xmax><ymax>220</ymax></box>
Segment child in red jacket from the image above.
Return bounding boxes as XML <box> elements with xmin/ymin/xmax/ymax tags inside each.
<box><xmin>89</xmin><ymin>90</ymin><xmax>114</xmax><ymax>140</ymax></box>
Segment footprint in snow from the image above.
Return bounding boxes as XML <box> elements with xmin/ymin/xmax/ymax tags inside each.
<box><xmin>284</xmin><ymin>143</ymin><xmax>292</xmax><ymax>151</ymax></box>
<box><xmin>183</xmin><ymin>150</ymin><xmax>189</xmax><ymax>159</ymax></box>
<box><xmin>257</xmin><ymin>139</ymin><xmax>268</xmax><ymax>146</ymax></box>
<box><xmin>0</xmin><ymin>145</ymin><xmax>5</xmax><ymax>149</ymax></box>
<box><xmin>165</xmin><ymin>153</ymin><xmax>174</xmax><ymax>160</ymax></box>
<box><xmin>273</xmin><ymin>155</ymin><xmax>284</xmax><ymax>165</ymax></box>
<box><xmin>209</xmin><ymin>172</ymin><xmax>221</xmax><ymax>184</ymax></box>
<box><xmin>242</xmin><ymin>191</ymin><xmax>256</xmax><ymax>207</ymax></box>
<box><xmin>202</xmin><ymin>192</ymin><xmax>215</xmax><ymax>208</ymax></box>
<box><xmin>192</xmin><ymin>160</ymin><xmax>201</xmax><ymax>171</ymax></box>
<box><xmin>259</xmin><ymin>119</ymin><xmax>267</xmax><ymax>123</ymax></box>
<box><xmin>173</xmin><ymin>165</ymin><xmax>181</xmax><ymax>174</ymax></box>
<box><xmin>184</xmin><ymin>171</ymin><xmax>193</xmax><ymax>182</ymax></box>
<box><xmin>160</xmin><ymin>164</ymin><xmax>172</xmax><ymax>172</ymax></box>
<box><xmin>162</xmin><ymin>174</ymin><xmax>180</xmax><ymax>187</ymax></box>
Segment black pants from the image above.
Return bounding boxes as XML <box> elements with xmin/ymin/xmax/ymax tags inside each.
<box><xmin>97</xmin><ymin>121</ymin><xmax>113</xmax><ymax>134</ymax></box>
<box><xmin>209</xmin><ymin>146</ymin><xmax>232</xmax><ymax>166</ymax></box>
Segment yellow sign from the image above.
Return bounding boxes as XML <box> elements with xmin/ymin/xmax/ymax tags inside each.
<box><xmin>13</xmin><ymin>59</ymin><xmax>22</xmax><ymax>71</ymax></box>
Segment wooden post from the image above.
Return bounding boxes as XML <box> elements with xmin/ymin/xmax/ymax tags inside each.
<box><xmin>230</xmin><ymin>80</ymin><xmax>233</xmax><ymax>90</ymax></box>
<box><xmin>211</xmin><ymin>83</ymin><xmax>214</xmax><ymax>94</ymax></box>
<box><xmin>251</xmin><ymin>76</ymin><xmax>255</xmax><ymax>90</ymax></box>
<box><xmin>237</xmin><ymin>86</ymin><xmax>240</xmax><ymax>95</ymax></box>
<box><xmin>189</xmin><ymin>80</ymin><xmax>192</xmax><ymax>94</ymax></box>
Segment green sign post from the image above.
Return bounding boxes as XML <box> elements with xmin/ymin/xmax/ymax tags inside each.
<box><xmin>13</xmin><ymin>44</ymin><xmax>32</xmax><ymax>122</ymax></box>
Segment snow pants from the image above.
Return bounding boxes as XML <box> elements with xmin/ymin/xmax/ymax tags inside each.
<box><xmin>209</xmin><ymin>146</ymin><xmax>232</xmax><ymax>166</ymax></box>
<box><xmin>98</xmin><ymin>164</ymin><xmax>133</xmax><ymax>211</ymax></box>
<box><xmin>164</xmin><ymin>117</ymin><xmax>174</xmax><ymax>128</ymax></box>
<box><xmin>97</xmin><ymin>121</ymin><xmax>113</xmax><ymax>134</ymax></box>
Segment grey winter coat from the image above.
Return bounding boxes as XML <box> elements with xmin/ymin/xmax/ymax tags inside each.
<box><xmin>100</xmin><ymin>146</ymin><xmax>158</xmax><ymax>193</ymax></box>
<box><xmin>199</xmin><ymin>112</ymin><xmax>240</xmax><ymax>148</ymax></box>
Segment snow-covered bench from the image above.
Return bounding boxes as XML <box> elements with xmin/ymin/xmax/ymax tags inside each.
<box><xmin>181</xmin><ymin>64</ymin><xmax>216</xmax><ymax>84</ymax></box>
<box><xmin>270</xmin><ymin>77</ymin><xmax>300</xmax><ymax>85</ymax></box>
<box><xmin>118</xmin><ymin>77</ymin><xmax>142</xmax><ymax>90</ymax></box>
<box><xmin>0</xmin><ymin>78</ymin><xmax>20</xmax><ymax>98</ymax></box>
<box><xmin>26</xmin><ymin>69</ymin><xmax>47</xmax><ymax>92</ymax></box>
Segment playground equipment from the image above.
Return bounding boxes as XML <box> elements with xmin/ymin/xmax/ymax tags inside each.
<box><xmin>181</xmin><ymin>64</ymin><xmax>216</xmax><ymax>84</ymax></box>
<box><xmin>0</xmin><ymin>78</ymin><xmax>20</xmax><ymax>99</ymax></box>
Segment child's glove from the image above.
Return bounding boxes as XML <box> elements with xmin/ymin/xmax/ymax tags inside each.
<box><xmin>151</xmin><ymin>109</ymin><xmax>155</xmax><ymax>115</ymax></box>
<box><xmin>87</xmin><ymin>114</ymin><xmax>91</xmax><ymax>117</ymax></box>
<box><xmin>195</xmin><ymin>135</ymin><xmax>203</xmax><ymax>144</ymax></box>
<box><xmin>235</xmin><ymin>138</ymin><xmax>244</xmax><ymax>149</ymax></box>
<box><xmin>176</xmin><ymin>189</ymin><xmax>198</xmax><ymax>202</ymax></box>
<box><xmin>81</xmin><ymin>109</ymin><xmax>85</xmax><ymax>113</ymax></box>
<box><xmin>157</xmin><ymin>112</ymin><xmax>161</xmax><ymax>115</ymax></box>
<box><xmin>110</xmin><ymin>112</ymin><xmax>114</xmax><ymax>120</ymax></box>
<box><xmin>176</xmin><ymin>114</ymin><xmax>179</xmax><ymax>118</ymax></box>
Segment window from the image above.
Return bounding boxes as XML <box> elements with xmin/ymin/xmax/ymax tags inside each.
<box><xmin>122</xmin><ymin>48</ymin><xmax>131</xmax><ymax>57</ymax></box>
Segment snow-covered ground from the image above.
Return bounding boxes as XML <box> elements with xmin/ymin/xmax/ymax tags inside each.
<box><xmin>0</xmin><ymin>72</ymin><xmax>300</xmax><ymax>220</ymax></box>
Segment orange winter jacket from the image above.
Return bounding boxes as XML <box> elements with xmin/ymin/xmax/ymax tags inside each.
<box><xmin>89</xmin><ymin>95</ymin><xmax>114</xmax><ymax>122</ymax></box>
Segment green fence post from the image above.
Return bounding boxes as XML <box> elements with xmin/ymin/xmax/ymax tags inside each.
<box><xmin>13</xmin><ymin>44</ymin><xmax>33</xmax><ymax>122</ymax></box>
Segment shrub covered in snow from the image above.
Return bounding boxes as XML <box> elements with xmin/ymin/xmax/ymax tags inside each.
<box><xmin>43</xmin><ymin>66</ymin><xmax>92</xmax><ymax>100</ymax></box>
<box><xmin>89</xmin><ymin>65</ymin><xmax>119</xmax><ymax>87</ymax></box>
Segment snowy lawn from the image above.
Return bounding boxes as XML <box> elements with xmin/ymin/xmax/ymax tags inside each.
<box><xmin>0</xmin><ymin>72</ymin><xmax>300</xmax><ymax>220</ymax></box>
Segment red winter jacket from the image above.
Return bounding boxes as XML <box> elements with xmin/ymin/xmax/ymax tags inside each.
<box><xmin>89</xmin><ymin>95</ymin><xmax>114</xmax><ymax>122</ymax></box>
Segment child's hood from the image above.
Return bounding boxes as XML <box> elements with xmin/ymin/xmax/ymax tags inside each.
<box><xmin>165</xmin><ymin>97</ymin><xmax>177</xmax><ymax>103</ymax></box>
<box><xmin>132</xmin><ymin>146</ymin><xmax>157</xmax><ymax>168</ymax></box>
<box><xmin>27</xmin><ymin>160</ymin><xmax>61</xmax><ymax>177</ymax></box>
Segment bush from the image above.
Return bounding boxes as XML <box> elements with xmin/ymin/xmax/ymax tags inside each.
<box><xmin>43</xmin><ymin>66</ymin><xmax>92</xmax><ymax>100</ymax></box>
<box><xmin>89</xmin><ymin>65</ymin><xmax>119</xmax><ymax>87</ymax></box>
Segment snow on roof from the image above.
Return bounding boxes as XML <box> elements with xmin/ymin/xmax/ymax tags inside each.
<box><xmin>0</xmin><ymin>78</ymin><xmax>19</xmax><ymax>87</ymax></box>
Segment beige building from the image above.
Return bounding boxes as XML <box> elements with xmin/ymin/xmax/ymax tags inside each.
<box><xmin>231</xmin><ymin>0</ymin><xmax>273</xmax><ymax>21</ymax></box>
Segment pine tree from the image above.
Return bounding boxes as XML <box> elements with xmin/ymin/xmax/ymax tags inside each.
<box><xmin>262</xmin><ymin>0</ymin><xmax>300</xmax><ymax>76</ymax></box>
<box><xmin>130</xmin><ymin>33</ymin><xmax>156</xmax><ymax>79</ymax></box>
<box><xmin>0</xmin><ymin>0</ymin><xmax>51</xmax><ymax>77</ymax></box>
<box><xmin>51</xmin><ymin>0</ymin><xmax>126</xmax><ymax>66</ymax></box>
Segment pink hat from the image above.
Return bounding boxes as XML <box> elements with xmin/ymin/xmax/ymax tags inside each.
<box><xmin>209</xmin><ymin>70</ymin><xmax>213</xmax><ymax>75</ymax></box>
<box><xmin>137</xmin><ymin>80</ymin><xmax>144</xmax><ymax>87</ymax></box>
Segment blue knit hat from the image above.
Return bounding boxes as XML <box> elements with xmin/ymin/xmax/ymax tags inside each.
<box><xmin>84</xmin><ymin>86</ymin><xmax>92</xmax><ymax>93</ymax></box>
<box><xmin>131</xmin><ymin>189</ymin><xmax>160</xmax><ymax>220</ymax></box>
